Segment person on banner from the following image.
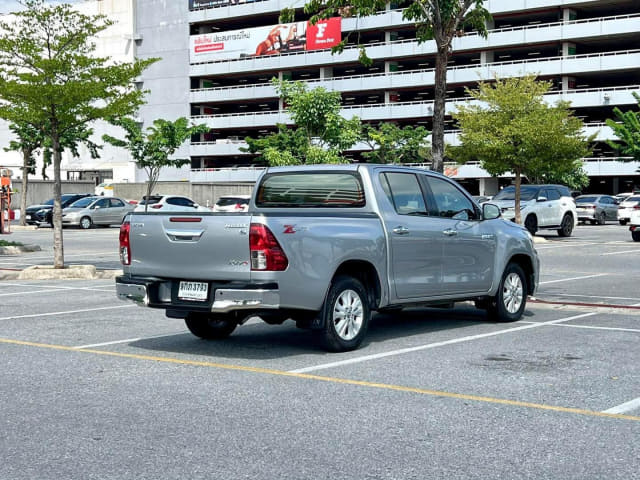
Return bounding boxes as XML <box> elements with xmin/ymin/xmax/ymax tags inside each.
<box><xmin>254</xmin><ymin>25</ymin><xmax>287</xmax><ymax>56</ymax></box>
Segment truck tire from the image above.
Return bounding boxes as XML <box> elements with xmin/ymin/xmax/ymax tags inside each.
<box><xmin>185</xmin><ymin>313</ymin><xmax>237</xmax><ymax>340</ymax></box>
<box><xmin>557</xmin><ymin>213</ymin><xmax>574</xmax><ymax>237</ymax></box>
<box><xmin>486</xmin><ymin>263</ymin><xmax>527</xmax><ymax>323</ymax></box>
<box><xmin>524</xmin><ymin>215</ymin><xmax>537</xmax><ymax>235</ymax></box>
<box><xmin>315</xmin><ymin>275</ymin><xmax>370</xmax><ymax>352</ymax></box>
<box><xmin>632</xmin><ymin>231</ymin><xmax>640</xmax><ymax>242</ymax></box>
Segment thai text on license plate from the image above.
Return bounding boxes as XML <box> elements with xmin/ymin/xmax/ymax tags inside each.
<box><xmin>178</xmin><ymin>281</ymin><xmax>208</xmax><ymax>301</ymax></box>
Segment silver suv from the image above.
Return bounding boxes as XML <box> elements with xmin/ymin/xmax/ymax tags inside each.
<box><xmin>490</xmin><ymin>184</ymin><xmax>578</xmax><ymax>236</ymax></box>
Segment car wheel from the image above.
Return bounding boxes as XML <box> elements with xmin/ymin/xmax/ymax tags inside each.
<box><xmin>185</xmin><ymin>313</ymin><xmax>237</xmax><ymax>339</ymax></box>
<box><xmin>557</xmin><ymin>213</ymin><xmax>574</xmax><ymax>237</ymax></box>
<box><xmin>598</xmin><ymin>212</ymin><xmax>606</xmax><ymax>225</ymax></box>
<box><xmin>619</xmin><ymin>220</ymin><xmax>628</xmax><ymax>226</ymax></box>
<box><xmin>315</xmin><ymin>275</ymin><xmax>370</xmax><ymax>352</ymax></box>
<box><xmin>524</xmin><ymin>215</ymin><xmax>537</xmax><ymax>235</ymax></box>
<box><xmin>632</xmin><ymin>231</ymin><xmax>640</xmax><ymax>242</ymax></box>
<box><xmin>486</xmin><ymin>263</ymin><xmax>527</xmax><ymax>323</ymax></box>
<box><xmin>79</xmin><ymin>216</ymin><xmax>92</xmax><ymax>229</ymax></box>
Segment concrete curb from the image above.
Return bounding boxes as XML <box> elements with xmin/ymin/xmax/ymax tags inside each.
<box><xmin>532</xmin><ymin>236</ymin><xmax>548</xmax><ymax>244</ymax></box>
<box><xmin>2</xmin><ymin>265</ymin><xmax>124</xmax><ymax>281</ymax></box>
<box><xmin>0</xmin><ymin>244</ymin><xmax>42</xmax><ymax>255</ymax></box>
<box><xmin>5</xmin><ymin>225</ymin><xmax>39</xmax><ymax>231</ymax></box>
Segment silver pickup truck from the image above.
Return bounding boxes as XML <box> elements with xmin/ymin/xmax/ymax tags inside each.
<box><xmin>116</xmin><ymin>165</ymin><xmax>539</xmax><ymax>351</ymax></box>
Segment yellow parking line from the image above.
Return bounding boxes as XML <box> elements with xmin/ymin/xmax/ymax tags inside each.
<box><xmin>2</xmin><ymin>336</ymin><xmax>639</xmax><ymax>422</ymax></box>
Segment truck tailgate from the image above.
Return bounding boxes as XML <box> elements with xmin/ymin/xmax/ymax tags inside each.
<box><xmin>127</xmin><ymin>213</ymin><xmax>251</xmax><ymax>281</ymax></box>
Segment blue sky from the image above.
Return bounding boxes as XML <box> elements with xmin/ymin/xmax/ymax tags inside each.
<box><xmin>0</xmin><ymin>0</ymin><xmax>80</xmax><ymax>14</ymax></box>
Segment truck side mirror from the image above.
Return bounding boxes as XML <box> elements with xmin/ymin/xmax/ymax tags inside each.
<box><xmin>483</xmin><ymin>203</ymin><xmax>501</xmax><ymax>220</ymax></box>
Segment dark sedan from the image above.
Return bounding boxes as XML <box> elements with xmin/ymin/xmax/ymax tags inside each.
<box><xmin>25</xmin><ymin>193</ymin><xmax>92</xmax><ymax>226</ymax></box>
<box><xmin>575</xmin><ymin>194</ymin><xmax>619</xmax><ymax>225</ymax></box>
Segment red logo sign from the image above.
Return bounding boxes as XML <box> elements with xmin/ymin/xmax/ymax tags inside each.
<box><xmin>306</xmin><ymin>18</ymin><xmax>341</xmax><ymax>51</ymax></box>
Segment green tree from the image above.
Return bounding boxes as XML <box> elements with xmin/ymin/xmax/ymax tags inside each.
<box><xmin>362</xmin><ymin>123</ymin><xmax>431</xmax><ymax>164</ymax></box>
<box><xmin>0</xmin><ymin>0</ymin><xmax>157</xmax><ymax>268</ymax></box>
<box><xmin>606</xmin><ymin>92</ymin><xmax>640</xmax><ymax>162</ymax></box>
<box><xmin>4</xmin><ymin>123</ymin><xmax>43</xmax><ymax>226</ymax></box>
<box><xmin>297</xmin><ymin>0</ymin><xmax>491</xmax><ymax>173</ymax></box>
<box><xmin>103</xmin><ymin>117</ymin><xmax>209</xmax><ymax>211</ymax></box>
<box><xmin>244</xmin><ymin>80</ymin><xmax>361</xmax><ymax>165</ymax></box>
<box><xmin>451</xmin><ymin>75</ymin><xmax>592</xmax><ymax>224</ymax></box>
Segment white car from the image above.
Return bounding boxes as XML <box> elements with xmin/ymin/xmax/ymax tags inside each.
<box><xmin>630</xmin><ymin>209</ymin><xmax>640</xmax><ymax>242</ymax></box>
<box><xmin>489</xmin><ymin>184</ymin><xmax>578</xmax><ymax>237</ymax></box>
<box><xmin>616</xmin><ymin>195</ymin><xmax>640</xmax><ymax>225</ymax></box>
<box><xmin>133</xmin><ymin>195</ymin><xmax>209</xmax><ymax>213</ymax></box>
<box><xmin>213</xmin><ymin>195</ymin><xmax>250</xmax><ymax>212</ymax></box>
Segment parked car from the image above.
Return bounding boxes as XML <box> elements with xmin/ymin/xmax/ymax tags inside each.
<box><xmin>24</xmin><ymin>193</ymin><xmax>92</xmax><ymax>226</ymax></box>
<box><xmin>629</xmin><ymin>208</ymin><xmax>640</xmax><ymax>241</ymax></box>
<box><xmin>617</xmin><ymin>195</ymin><xmax>640</xmax><ymax>225</ymax></box>
<box><xmin>614</xmin><ymin>192</ymin><xmax>635</xmax><ymax>203</ymax></box>
<box><xmin>575</xmin><ymin>194</ymin><xmax>619</xmax><ymax>225</ymax></box>
<box><xmin>62</xmin><ymin>196</ymin><xmax>135</xmax><ymax>229</ymax></box>
<box><xmin>489</xmin><ymin>184</ymin><xmax>578</xmax><ymax>236</ymax></box>
<box><xmin>94</xmin><ymin>181</ymin><xmax>114</xmax><ymax>197</ymax></box>
<box><xmin>133</xmin><ymin>194</ymin><xmax>209</xmax><ymax>213</ymax></box>
<box><xmin>213</xmin><ymin>195</ymin><xmax>251</xmax><ymax>212</ymax></box>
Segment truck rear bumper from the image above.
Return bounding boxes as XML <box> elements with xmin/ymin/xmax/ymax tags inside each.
<box><xmin>115</xmin><ymin>276</ymin><xmax>280</xmax><ymax>313</ymax></box>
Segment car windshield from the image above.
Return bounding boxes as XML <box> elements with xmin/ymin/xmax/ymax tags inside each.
<box><xmin>625</xmin><ymin>196</ymin><xmax>640</xmax><ymax>204</ymax></box>
<box><xmin>68</xmin><ymin>197</ymin><xmax>95</xmax><ymax>208</ymax></box>
<box><xmin>576</xmin><ymin>196</ymin><xmax>598</xmax><ymax>203</ymax></box>
<box><xmin>492</xmin><ymin>186</ymin><xmax>539</xmax><ymax>201</ymax></box>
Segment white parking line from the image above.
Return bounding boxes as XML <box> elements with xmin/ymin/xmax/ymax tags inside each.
<box><xmin>0</xmin><ymin>304</ymin><xmax>136</xmax><ymax>321</ymax></box>
<box><xmin>603</xmin><ymin>397</ymin><xmax>640</xmax><ymax>414</ymax></box>
<box><xmin>519</xmin><ymin>321</ymin><xmax>640</xmax><ymax>333</ymax></box>
<box><xmin>601</xmin><ymin>249</ymin><xmax>640</xmax><ymax>256</ymax></box>
<box><xmin>534</xmin><ymin>293</ymin><xmax>640</xmax><ymax>302</ymax></box>
<box><xmin>0</xmin><ymin>282</ymin><xmax>116</xmax><ymax>293</ymax></box>
<box><xmin>539</xmin><ymin>273</ymin><xmax>608</xmax><ymax>285</ymax></box>
<box><xmin>0</xmin><ymin>289</ymin><xmax>68</xmax><ymax>297</ymax></box>
<box><xmin>290</xmin><ymin>312</ymin><xmax>597</xmax><ymax>374</ymax></box>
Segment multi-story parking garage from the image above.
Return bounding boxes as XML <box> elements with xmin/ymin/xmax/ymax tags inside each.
<box><xmin>177</xmin><ymin>0</ymin><xmax>640</xmax><ymax>194</ymax></box>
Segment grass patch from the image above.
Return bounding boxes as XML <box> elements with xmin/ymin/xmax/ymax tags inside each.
<box><xmin>0</xmin><ymin>240</ymin><xmax>23</xmax><ymax>247</ymax></box>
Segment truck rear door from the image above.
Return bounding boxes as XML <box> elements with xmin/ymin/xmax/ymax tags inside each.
<box><xmin>127</xmin><ymin>213</ymin><xmax>252</xmax><ymax>282</ymax></box>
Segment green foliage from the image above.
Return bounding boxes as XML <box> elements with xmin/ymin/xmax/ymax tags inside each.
<box><xmin>0</xmin><ymin>240</ymin><xmax>23</xmax><ymax>247</ymax></box>
<box><xmin>103</xmin><ymin>117</ymin><xmax>209</xmax><ymax>208</ymax></box>
<box><xmin>362</xmin><ymin>123</ymin><xmax>431</xmax><ymax>164</ymax></box>
<box><xmin>0</xmin><ymin>0</ymin><xmax>158</xmax><ymax>267</ymax></box>
<box><xmin>451</xmin><ymin>75</ymin><xmax>592</xmax><ymax>221</ymax></box>
<box><xmin>5</xmin><ymin>123</ymin><xmax>42</xmax><ymax>176</ymax></box>
<box><xmin>606</xmin><ymin>91</ymin><xmax>640</xmax><ymax>161</ymax></box>
<box><xmin>244</xmin><ymin>80</ymin><xmax>360</xmax><ymax>165</ymax></box>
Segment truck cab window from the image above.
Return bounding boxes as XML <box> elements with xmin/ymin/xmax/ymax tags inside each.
<box><xmin>381</xmin><ymin>172</ymin><xmax>428</xmax><ymax>215</ymax></box>
<box><xmin>425</xmin><ymin>176</ymin><xmax>476</xmax><ymax>220</ymax></box>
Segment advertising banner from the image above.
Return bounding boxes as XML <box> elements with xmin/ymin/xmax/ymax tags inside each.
<box><xmin>190</xmin><ymin>17</ymin><xmax>341</xmax><ymax>63</ymax></box>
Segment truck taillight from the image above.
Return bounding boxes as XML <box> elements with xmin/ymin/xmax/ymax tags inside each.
<box><xmin>119</xmin><ymin>220</ymin><xmax>131</xmax><ymax>265</ymax></box>
<box><xmin>249</xmin><ymin>223</ymin><xmax>288</xmax><ymax>271</ymax></box>
<box><xmin>150</xmin><ymin>204</ymin><xmax>163</xmax><ymax>209</ymax></box>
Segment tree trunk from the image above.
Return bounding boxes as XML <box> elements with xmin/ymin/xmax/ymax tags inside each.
<box><xmin>19</xmin><ymin>149</ymin><xmax>30</xmax><ymax>227</ymax></box>
<box><xmin>514</xmin><ymin>169</ymin><xmax>522</xmax><ymax>225</ymax></box>
<box><xmin>431</xmin><ymin>46</ymin><xmax>449</xmax><ymax>174</ymax></box>
<box><xmin>51</xmin><ymin>129</ymin><xmax>65</xmax><ymax>269</ymax></box>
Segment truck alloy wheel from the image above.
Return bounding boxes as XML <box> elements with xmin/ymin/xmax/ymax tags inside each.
<box><xmin>557</xmin><ymin>214</ymin><xmax>574</xmax><ymax>237</ymax></box>
<box><xmin>487</xmin><ymin>263</ymin><xmax>527</xmax><ymax>322</ymax></box>
<box><xmin>316</xmin><ymin>275</ymin><xmax>370</xmax><ymax>352</ymax></box>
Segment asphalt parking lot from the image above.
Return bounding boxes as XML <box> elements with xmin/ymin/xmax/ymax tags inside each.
<box><xmin>1</xmin><ymin>223</ymin><xmax>638</xmax><ymax>479</ymax></box>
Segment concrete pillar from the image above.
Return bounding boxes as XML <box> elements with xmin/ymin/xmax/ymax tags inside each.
<box><xmin>562</xmin><ymin>9</ymin><xmax>577</xmax><ymax>22</ymax></box>
<box><xmin>319</xmin><ymin>67</ymin><xmax>333</xmax><ymax>80</ymax></box>
<box><xmin>481</xmin><ymin>50</ymin><xmax>494</xmax><ymax>64</ymax></box>
<box><xmin>562</xmin><ymin>42</ymin><xmax>576</xmax><ymax>56</ymax></box>
<box><xmin>480</xmin><ymin>177</ymin><xmax>499</xmax><ymax>196</ymax></box>
<box><xmin>562</xmin><ymin>76</ymin><xmax>576</xmax><ymax>91</ymax></box>
<box><xmin>385</xmin><ymin>61</ymin><xmax>398</xmax><ymax>73</ymax></box>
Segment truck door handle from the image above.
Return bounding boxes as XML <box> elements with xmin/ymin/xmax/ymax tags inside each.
<box><xmin>392</xmin><ymin>226</ymin><xmax>410</xmax><ymax>235</ymax></box>
<box><xmin>442</xmin><ymin>229</ymin><xmax>458</xmax><ymax>236</ymax></box>
<box><xmin>165</xmin><ymin>229</ymin><xmax>204</xmax><ymax>241</ymax></box>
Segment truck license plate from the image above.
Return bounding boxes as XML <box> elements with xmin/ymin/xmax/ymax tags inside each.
<box><xmin>178</xmin><ymin>281</ymin><xmax>208</xmax><ymax>301</ymax></box>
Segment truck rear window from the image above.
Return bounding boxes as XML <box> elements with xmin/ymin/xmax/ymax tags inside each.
<box><xmin>256</xmin><ymin>172</ymin><xmax>365</xmax><ymax>208</ymax></box>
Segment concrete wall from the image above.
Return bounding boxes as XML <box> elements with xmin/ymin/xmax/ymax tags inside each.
<box><xmin>113</xmin><ymin>181</ymin><xmax>254</xmax><ymax>208</ymax></box>
<box><xmin>10</xmin><ymin>181</ymin><xmax>95</xmax><ymax>210</ymax></box>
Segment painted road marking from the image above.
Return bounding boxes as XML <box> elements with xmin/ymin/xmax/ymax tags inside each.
<box><xmin>0</xmin><ymin>304</ymin><xmax>136</xmax><ymax>321</ymax></box>
<box><xmin>601</xmin><ymin>249</ymin><xmax>640</xmax><ymax>256</ymax></box>
<box><xmin>0</xmin><ymin>336</ymin><xmax>638</xmax><ymax>423</ymax></box>
<box><xmin>520</xmin><ymin>321</ymin><xmax>640</xmax><ymax>334</ymax></box>
<box><xmin>534</xmin><ymin>293</ymin><xmax>640</xmax><ymax>302</ymax></box>
<box><xmin>290</xmin><ymin>313</ymin><xmax>596</xmax><ymax>374</ymax></box>
<box><xmin>603</xmin><ymin>397</ymin><xmax>640</xmax><ymax>415</ymax></box>
<box><xmin>539</xmin><ymin>273</ymin><xmax>608</xmax><ymax>285</ymax></box>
